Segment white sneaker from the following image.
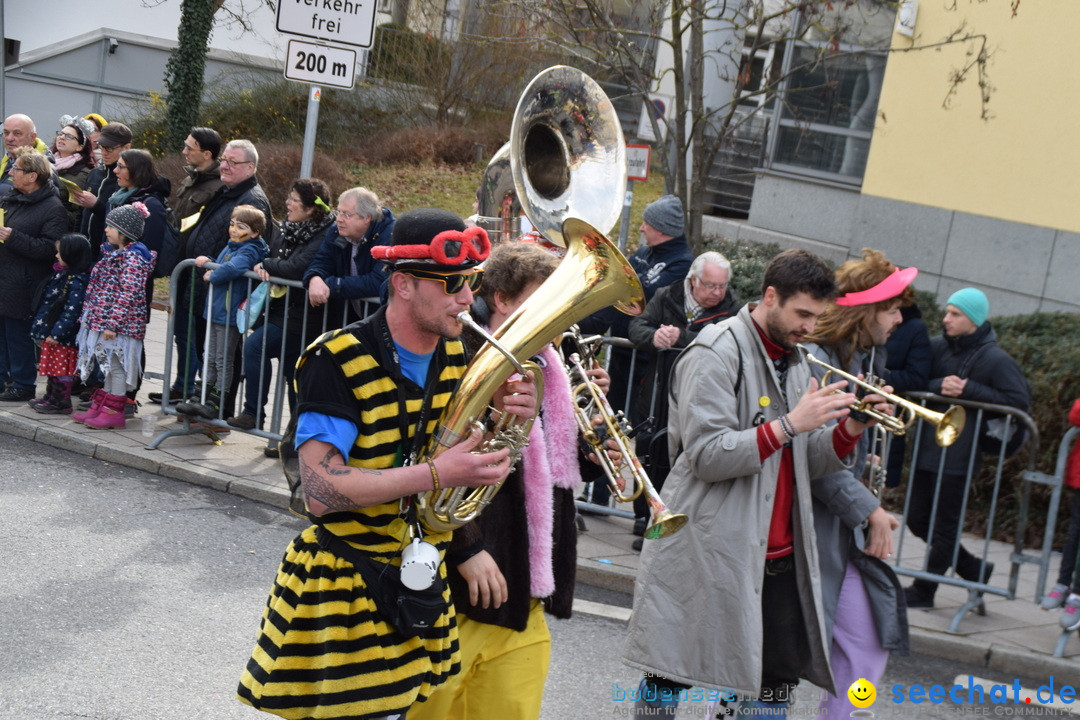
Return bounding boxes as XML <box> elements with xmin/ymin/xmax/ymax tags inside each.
<box><xmin>1040</xmin><ymin>583</ymin><xmax>1069</xmax><ymax>610</ymax></box>
<box><xmin>1060</xmin><ymin>594</ymin><xmax>1080</xmax><ymax>631</ymax></box>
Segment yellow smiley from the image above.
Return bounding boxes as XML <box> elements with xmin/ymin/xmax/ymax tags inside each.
<box><xmin>758</xmin><ymin>395</ymin><xmax>771</xmax><ymax>408</ymax></box>
<box><xmin>847</xmin><ymin>678</ymin><xmax>876</xmax><ymax>708</ymax></box>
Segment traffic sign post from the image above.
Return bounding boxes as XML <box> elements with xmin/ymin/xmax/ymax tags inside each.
<box><xmin>277</xmin><ymin>0</ymin><xmax>377</xmax><ymax>180</ymax></box>
<box><xmin>284</xmin><ymin>39</ymin><xmax>356</xmax><ymax>89</ymax></box>
<box><xmin>618</xmin><ymin>144</ymin><xmax>653</xmax><ymax>251</ymax></box>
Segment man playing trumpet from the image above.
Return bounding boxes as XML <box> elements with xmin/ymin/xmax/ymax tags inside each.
<box><xmin>801</xmin><ymin>248</ymin><xmax>914</xmax><ymax>716</ymax></box>
<box><xmin>623</xmin><ymin>249</ymin><xmax>893</xmax><ymax>718</ymax></box>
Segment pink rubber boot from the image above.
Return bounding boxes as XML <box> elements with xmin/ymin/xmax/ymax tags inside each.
<box><xmin>84</xmin><ymin>392</ymin><xmax>128</xmax><ymax>429</ymax></box>
<box><xmin>72</xmin><ymin>388</ymin><xmax>106</xmax><ymax>424</ymax></box>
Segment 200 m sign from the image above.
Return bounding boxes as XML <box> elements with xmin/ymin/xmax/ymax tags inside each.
<box><xmin>284</xmin><ymin>39</ymin><xmax>356</xmax><ymax>89</ymax></box>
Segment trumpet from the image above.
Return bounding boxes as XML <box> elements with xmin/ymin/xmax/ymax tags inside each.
<box><xmin>564</xmin><ymin>327</ymin><xmax>687</xmax><ymax>540</ymax></box>
<box><xmin>798</xmin><ymin>346</ymin><xmax>966</xmax><ymax>447</ymax></box>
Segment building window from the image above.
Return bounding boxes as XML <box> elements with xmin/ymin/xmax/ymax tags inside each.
<box><xmin>766</xmin><ymin>2</ymin><xmax>895</xmax><ymax>184</ymax></box>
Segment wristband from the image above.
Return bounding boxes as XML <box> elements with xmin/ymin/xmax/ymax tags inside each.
<box><xmin>427</xmin><ymin>460</ymin><xmax>440</xmax><ymax>493</ymax></box>
<box><xmin>779</xmin><ymin>414</ymin><xmax>798</xmax><ymax>440</ymax></box>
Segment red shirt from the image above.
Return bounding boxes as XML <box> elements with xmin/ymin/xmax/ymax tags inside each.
<box><xmin>750</xmin><ymin>319</ymin><xmax>860</xmax><ymax>558</ymax></box>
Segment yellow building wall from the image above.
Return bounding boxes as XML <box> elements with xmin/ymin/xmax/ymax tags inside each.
<box><xmin>862</xmin><ymin>2</ymin><xmax>1080</xmax><ymax>233</ymax></box>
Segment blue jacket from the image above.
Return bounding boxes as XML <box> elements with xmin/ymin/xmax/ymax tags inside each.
<box><xmin>30</xmin><ymin>267</ymin><xmax>90</xmax><ymax>345</ymax></box>
<box><xmin>590</xmin><ymin>234</ymin><xmax>694</xmax><ymax>338</ymax></box>
<box><xmin>203</xmin><ymin>237</ymin><xmax>270</xmax><ymax>325</ymax></box>
<box><xmin>303</xmin><ymin>207</ymin><xmax>395</xmax><ymax>323</ymax></box>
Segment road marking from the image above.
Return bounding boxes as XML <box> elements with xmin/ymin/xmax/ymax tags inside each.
<box><xmin>573</xmin><ymin>598</ymin><xmax>632</xmax><ymax>621</ymax></box>
<box><xmin>956</xmin><ymin>676</ymin><xmax>1080</xmax><ymax>716</ymax></box>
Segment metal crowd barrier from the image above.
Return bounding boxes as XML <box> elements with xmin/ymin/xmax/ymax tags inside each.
<box><xmin>147</xmin><ymin>259</ymin><xmax>380</xmax><ymax>450</ymax></box>
<box><xmin>892</xmin><ymin>392</ymin><xmax>1047</xmax><ymax>633</ymax></box>
<box><xmin>1023</xmin><ymin>425</ymin><xmax>1078</xmax><ymax>656</ymax></box>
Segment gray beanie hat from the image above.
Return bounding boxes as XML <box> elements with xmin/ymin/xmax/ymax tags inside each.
<box><xmin>106</xmin><ymin>202</ymin><xmax>149</xmax><ymax>241</ymax></box>
<box><xmin>642</xmin><ymin>194</ymin><xmax>684</xmax><ymax>237</ymax></box>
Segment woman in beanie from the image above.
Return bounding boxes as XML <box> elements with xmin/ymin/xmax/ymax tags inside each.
<box><xmin>73</xmin><ymin>202</ymin><xmax>157</xmax><ymax>428</ymax></box>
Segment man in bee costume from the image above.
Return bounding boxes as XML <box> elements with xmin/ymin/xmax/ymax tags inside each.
<box><xmin>238</xmin><ymin>208</ymin><xmax>536</xmax><ymax>720</ymax></box>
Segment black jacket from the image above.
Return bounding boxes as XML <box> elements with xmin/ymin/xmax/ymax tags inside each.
<box><xmin>579</xmin><ymin>235</ymin><xmax>694</xmax><ymax>338</ymax></box>
<box><xmin>628</xmin><ymin>280</ymin><xmax>739</xmax><ymax>422</ymax></box>
<box><xmin>177</xmin><ymin>176</ymin><xmax>272</xmax><ymax>310</ymax></box>
<box><xmin>259</xmin><ymin>216</ymin><xmax>335</xmax><ymax>336</ymax></box>
<box><xmin>0</xmin><ymin>182</ymin><xmax>70</xmax><ymax>319</ymax></box>
<box><xmin>915</xmin><ymin>322</ymin><xmax>1030</xmax><ymax>475</ymax></box>
<box><xmin>883</xmin><ymin>302</ymin><xmax>932</xmax><ymax>394</ymax></box>
<box><xmin>79</xmin><ymin>162</ymin><xmax>120</xmax><ymax>255</ymax></box>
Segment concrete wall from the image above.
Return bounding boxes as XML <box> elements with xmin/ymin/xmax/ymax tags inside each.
<box><xmin>4</xmin><ymin>30</ymin><xmax>281</xmax><ymax>140</ymax></box>
<box><xmin>705</xmin><ymin>173</ymin><xmax>1079</xmax><ymax>317</ymax></box>
<box><xmin>863</xmin><ymin>2</ymin><xmax>1080</xmax><ymax>235</ymax></box>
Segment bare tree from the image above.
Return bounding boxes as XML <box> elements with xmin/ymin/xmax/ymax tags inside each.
<box><xmin>500</xmin><ymin>0</ymin><xmax>995</xmax><ymax>252</ymax></box>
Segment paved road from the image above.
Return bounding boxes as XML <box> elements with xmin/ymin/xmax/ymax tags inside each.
<box><xmin>0</xmin><ymin>436</ymin><xmax>1073</xmax><ymax>719</ymax></box>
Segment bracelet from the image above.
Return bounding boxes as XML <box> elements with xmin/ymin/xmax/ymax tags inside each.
<box><xmin>779</xmin><ymin>414</ymin><xmax>798</xmax><ymax>440</ymax></box>
<box><xmin>427</xmin><ymin>460</ymin><xmax>440</xmax><ymax>493</ymax></box>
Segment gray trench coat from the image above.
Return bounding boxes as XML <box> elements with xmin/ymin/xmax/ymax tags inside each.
<box><xmin>622</xmin><ymin>305</ymin><xmax>853</xmax><ymax>697</ymax></box>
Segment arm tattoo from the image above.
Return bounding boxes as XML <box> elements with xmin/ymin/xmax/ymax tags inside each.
<box><xmin>320</xmin><ymin>448</ymin><xmax>353</xmax><ymax>476</ymax></box>
<box><xmin>299</xmin><ymin>448</ymin><xmax>382</xmax><ymax>512</ymax></box>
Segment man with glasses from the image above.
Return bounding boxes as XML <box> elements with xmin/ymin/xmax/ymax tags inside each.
<box><xmin>152</xmin><ymin>138</ymin><xmax>271</xmax><ymax>405</ymax></box>
<box><xmin>174</xmin><ymin>126</ymin><xmax>224</xmax><ymax>238</ymax></box>
<box><xmin>1</xmin><ymin>114</ymin><xmax>53</xmax><ymax>198</ymax></box>
<box><xmin>625</xmin><ymin>251</ymin><xmax>740</xmax><ymax>546</ymax></box>
<box><xmin>238</xmin><ymin>208</ymin><xmax>535</xmax><ymax>720</ymax></box>
<box><xmin>74</xmin><ymin>122</ymin><xmax>132</xmax><ymax>255</ymax></box>
<box><xmin>303</xmin><ymin>186</ymin><xmax>396</xmax><ymax>329</ymax></box>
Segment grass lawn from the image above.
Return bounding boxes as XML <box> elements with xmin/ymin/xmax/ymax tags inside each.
<box><xmin>152</xmin><ymin>158</ymin><xmax>668</xmax><ymax>305</ymax></box>
<box><xmin>348</xmin><ymin>160</ymin><xmax>668</xmax><ymax>255</ymax></box>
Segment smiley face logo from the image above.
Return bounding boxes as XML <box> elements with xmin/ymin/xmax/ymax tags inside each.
<box><xmin>847</xmin><ymin>678</ymin><xmax>876</xmax><ymax>708</ymax></box>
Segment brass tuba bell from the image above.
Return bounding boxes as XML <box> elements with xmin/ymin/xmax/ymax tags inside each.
<box><xmin>509</xmin><ymin>65</ymin><xmax>627</xmax><ymax>244</ymax></box>
<box><xmin>415</xmin><ymin>218</ymin><xmax>644</xmax><ymax>532</ymax></box>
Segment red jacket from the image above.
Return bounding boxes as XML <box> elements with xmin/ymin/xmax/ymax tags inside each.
<box><xmin>1067</xmin><ymin>399</ymin><xmax>1080</xmax><ymax>489</ymax></box>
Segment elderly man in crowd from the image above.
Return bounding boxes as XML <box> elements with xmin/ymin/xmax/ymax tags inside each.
<box><xmin>303</xmin><ymin>186</ymin><xmax>396</xmax><ymax>330</ymax></box>
<box><xmin>1</xmin><ymin>114</ymin><xmax>52</xmax><ymax>197</ymax></box>
<box><xmin>152</xmin><ymin>139</ymin><xmax>272</xmax><ymax>405</ymax></box>
<box><xmin>626</xmin><ymin>251</ymin><xmax>740</xmax><ymax>545</ymax></box>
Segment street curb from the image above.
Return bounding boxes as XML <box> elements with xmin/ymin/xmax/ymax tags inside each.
<box><xmin>3</xmin><ymin>409</ymin><xmax>1077</xmax><ymax>678</ymax></box>
<box><xmin>909</xmin><ymin>628</ymin><xmax>1078</xmax><ymax>680</ymax></box>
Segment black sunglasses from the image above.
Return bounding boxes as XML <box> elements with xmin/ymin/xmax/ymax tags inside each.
<box><xmin>400</xmin><ymin>268</ymin><xmax>483</xmax><ymax>294</ymax></box>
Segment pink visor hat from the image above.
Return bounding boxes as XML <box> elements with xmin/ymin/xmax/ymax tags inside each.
<box><xmin>834</xmin><ymin>266</ymin><xmax>918</xmax><ymax>307</ymax></box>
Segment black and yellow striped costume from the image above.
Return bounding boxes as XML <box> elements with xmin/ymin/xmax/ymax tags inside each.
<box><xmin>238</xmin><ymin>308</ymin><xmax>467</xmax><ymax>719</ymax></box>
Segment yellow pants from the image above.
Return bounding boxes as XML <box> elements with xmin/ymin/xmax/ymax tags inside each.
<box><xmin>409</xmin><ymin>599</ymin><xmax>551</xmax><ymax>720</ymax></box>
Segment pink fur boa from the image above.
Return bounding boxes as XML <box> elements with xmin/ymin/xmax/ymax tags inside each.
<box><xmin>521</xmin><ymin>344</ymin><xmax>581</xmax><ymax>597</ymax></box>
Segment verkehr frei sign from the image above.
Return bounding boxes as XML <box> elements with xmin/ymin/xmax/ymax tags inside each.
<box><xmin>277</xmin><ymin>0</ymin><xmax>377</xmax><ymax>49</ymax></box>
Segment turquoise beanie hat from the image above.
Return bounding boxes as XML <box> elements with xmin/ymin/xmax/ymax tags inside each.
<box><xmin>946</xmin><ymin>287</ymin><xmax>989</xmax><ymax>327</ymax></box>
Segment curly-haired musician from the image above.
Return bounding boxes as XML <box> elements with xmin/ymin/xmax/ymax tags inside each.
<box><xmin>801</xmin><ymin>248</ymin><xmax>914</xmax><ymax>717</ymax></box>
<box><xmin>237</xmin><ymin>209</ymin><xmax>536</xmax><ymax>720</ymax></box>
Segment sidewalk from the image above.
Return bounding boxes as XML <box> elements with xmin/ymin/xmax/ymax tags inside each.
<box><xmin>2</xmin><ymin>307</ymin><xmax>1077</xmax><ymax>681</ymax></box>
